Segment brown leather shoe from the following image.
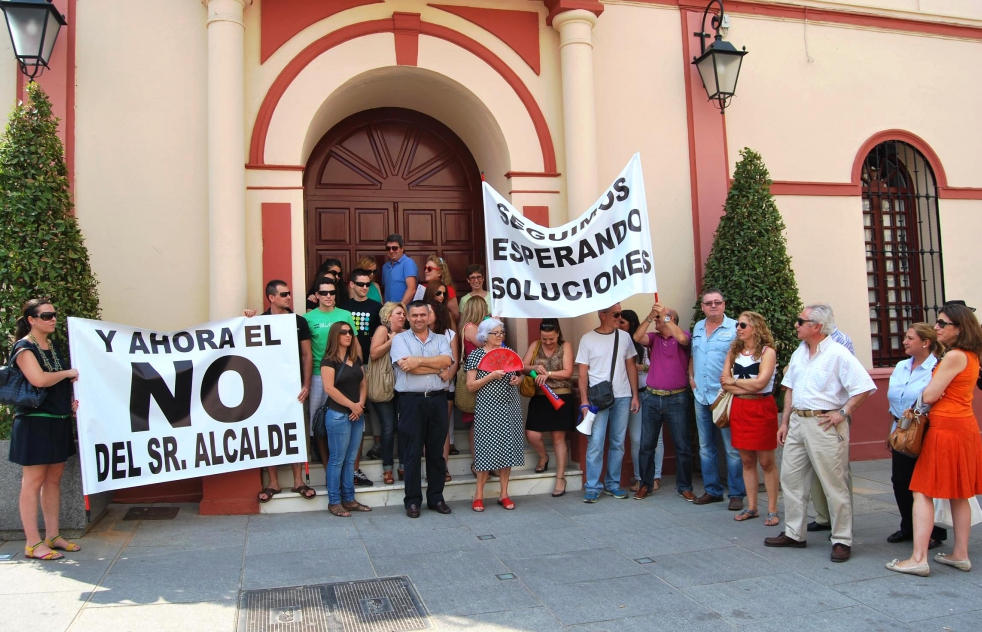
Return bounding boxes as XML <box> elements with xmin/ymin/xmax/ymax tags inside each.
<box><xmin>728</xmin><ymin>497</ymin><xmax>744</xmax><ymax>511</ymax></box>
<box><xmin>633</xmin><ymin>485</ymin><xmax>650</xmax><ymax>500</ymax></box>
<box><xmin>831</xmin><ymin>543</ymin><xmax>851</xmax><ymax>563</ymax></box>
<box><xmin>428</xmin><ymin>500</ymin><xmax>452</xmax><ymax>514</ymax></box>
<box><xmin>764</xmin><ymin>532</ymin><xmax>807</xmax><ymax>548</ymax></box>
<box><xmin>406</xmin><ymin>504</ymin><xmax>420</xmax><ymax>518</ymax></box>
<box><xmin>693</xmin><ymin>493</ymin><xmax>724</xmax><ymax>505</ymax></box>
<box><xmin>679</xmin><ymin>490</ymin><xmax>696</xmax><ymax>502</ymax></box>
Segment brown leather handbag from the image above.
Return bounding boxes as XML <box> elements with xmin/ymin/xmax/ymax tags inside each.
<box><xmin>889</xmin><ymin>397</ymin><xmax>928</xmax><ymax>458</ymax></box>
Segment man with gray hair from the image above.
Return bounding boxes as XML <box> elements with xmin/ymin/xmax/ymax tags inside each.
<box><xmin>765</xmin><ymin>303</ymin><xmax>876</xmax><ymax>563</ymax></box>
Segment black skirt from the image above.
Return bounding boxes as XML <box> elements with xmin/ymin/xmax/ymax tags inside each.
<box><xmin>8</xmin><ymin>415</ymin><xmax>76</xmax><ymax>466</ymax></box>
<box><xmin>525</xmin><ymin>393</ymin><xmax>577</xmax><ymax>432</ymax></box>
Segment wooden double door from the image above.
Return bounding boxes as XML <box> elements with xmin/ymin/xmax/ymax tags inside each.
<box><xmin>304</xmin><ymin>108</ymin><xmax>484</xmax><ymax>297</ymax></box>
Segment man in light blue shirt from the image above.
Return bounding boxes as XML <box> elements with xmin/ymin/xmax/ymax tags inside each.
<box><xmin>390</xmin><ymin>300</ymin><xmax>452</xmax><ymax>518</ymax></box>
<box><xmin>689</xmin><ymin>288</ymin><xmax>746</xmax><ymax>509</ymax></box>
<box><xmin>382</xmin><ymin>233</ymin><xmax>418</xmax><ymax>304</ymax></box>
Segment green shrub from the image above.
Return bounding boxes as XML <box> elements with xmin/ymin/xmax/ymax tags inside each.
<box><xmin>0</xmin><ymin>82</ymin><xmax>100</xmax><ymax>438</ymax></box>
<box><xmin>693</xmin><ymin>148</ymin><xmax>803</xmax><ymax>371</ymax></box>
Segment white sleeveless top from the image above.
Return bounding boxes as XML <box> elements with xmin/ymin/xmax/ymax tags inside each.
<box><xmin>732</xmin><ymin>348</ymin><xmax>775</xmax><ymax>394</ymax></box>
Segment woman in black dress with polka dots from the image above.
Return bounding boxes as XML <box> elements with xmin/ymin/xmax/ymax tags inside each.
<box><xmin>466</xmin><ymin>318</ymin><xmax>525</xmax><ymax>511</ymax></box>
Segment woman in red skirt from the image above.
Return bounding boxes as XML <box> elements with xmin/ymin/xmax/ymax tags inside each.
<box><xmin>720</xmin><ymin>312</ymin><xmax>779</xmax><ymax>525</ymax></box>
<box><xmin>887</xmin><ymin>302</ymin><xmax>982</xmax><ymax>577</ymax></box>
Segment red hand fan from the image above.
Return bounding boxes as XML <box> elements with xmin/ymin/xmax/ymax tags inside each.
<box><xmin>477</xmin><ymin>348</ymin><xmax>524</xmax><ymax>372</ymax></box>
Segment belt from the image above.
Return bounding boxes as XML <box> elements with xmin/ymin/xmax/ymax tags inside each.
<box><xmin>647</xmin><ymin>387</ymin><xmax>687</xmax><ymax>396</ymax></box>
<box><xmin>736</xmin><ymin>393</ymin><xmax>772</xmax><ymax>400</ymax></box>
<box><xmin>396</xmin><ymin>390</ymin><xmax>444</xmax><ymax>398</ymax></box>
<box><xmin>551</xmin><ymin>387</ymin><xmax>573</xmax><ymax>395</ymax></box>
<box><xmin>793</xmin><ymin>409</ymin><xmax>832</xmax><ymax>417</ymax></box>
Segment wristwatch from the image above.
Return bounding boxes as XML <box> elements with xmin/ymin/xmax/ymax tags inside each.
<box><xmin>663</xmin><ymin>316</ymin><xmax>672</xmax><ymax>323</ymax></box>
<box><xmin>838</xmin><ymin>408</ymin><xmax>851</xmax><ymax>421</ymax></box>
<box><xmin>645</xmin><ymin>316</ymin><xmax>653</xmax><ymax>323</ymax></box>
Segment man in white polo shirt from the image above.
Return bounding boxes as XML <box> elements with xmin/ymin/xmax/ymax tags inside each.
<box><xmin>765</xmin><ymin>303</ymin><xmax>876</xmax><ymax>563</ymax></box>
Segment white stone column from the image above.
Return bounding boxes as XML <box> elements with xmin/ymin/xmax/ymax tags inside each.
<box><xmin>553</xmin><ymin>9</ymin><xmax>599</xmax><ymax>217</ymax></box>
<box><xmin>204</xmin><ymin>0</ymin><xmax>250</xmax><ymax>319</ymax></box>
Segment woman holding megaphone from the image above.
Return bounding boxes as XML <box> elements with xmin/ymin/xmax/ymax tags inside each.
<box><xmin>522</xmin><ymin>319</ymin><xmax>576</xmax><ymax>497</ymax></box>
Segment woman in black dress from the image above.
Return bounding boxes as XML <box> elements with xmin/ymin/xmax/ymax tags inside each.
<box><xmin>522</xmin><ymin>318</ymin><xmax>575</xmax><ymax>497</ymax></box>
<box><xmin>9</xmin><ymin>299</ymin><xmax>80</xmax><ymax>560</ymax></box>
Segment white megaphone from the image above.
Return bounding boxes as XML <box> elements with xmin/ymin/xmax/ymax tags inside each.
<box><xmin>576</xmin><ymin>405</ymin><xmax>598</xmax><ymax>435</ymax></box>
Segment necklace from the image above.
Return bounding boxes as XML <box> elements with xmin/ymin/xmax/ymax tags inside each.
<box><xmin>28</xmin><ymin>333</ymin><xmax>62</xmax><ymax>372</ymax></box>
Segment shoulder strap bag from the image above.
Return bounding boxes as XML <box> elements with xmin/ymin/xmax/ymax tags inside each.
<box><xmin>519</xmin><ymin>341</ymin><xmax>542</xmax><ymax>398</ymax></box>
<box><xmin>367</xmin><ymin>332</ymin><xmax>395</xmax><ymax>403</ymax></box>
<box><xmin>0</xmin><ymin>344</ymin><xmax>48</xmax><ymax>408</ymax></box>
<box><xmin>889</xmin><ymin>394</ymin><xmax>929</xmax><ymax>458</ymax></box>
<box><xmin>313</xmin><ymin>361</ymin><xmax>346</xmax><ymax>439</ymax></box>
<box><xmin>587</xmin><ymin>330</ymin><xmax>619</xmax><ymax>411</ymax></box>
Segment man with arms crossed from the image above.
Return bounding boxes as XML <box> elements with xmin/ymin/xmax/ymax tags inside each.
<box><xmin>390</xmin><ymin>301</ymin><xmax>453</xmax><ymax>518</ymax></box>
<box><xmin>765</xmin><ymin>303</ymin><xmax>876</xmax><ymax>563</ymax></box>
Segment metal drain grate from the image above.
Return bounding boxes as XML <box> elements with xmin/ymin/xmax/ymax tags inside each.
<box><xmin>237</xmin><ymin>577</ymin><xmax>430</xmax><ymax>632</ymax></box>
<box><xmin>122</xmin><ymin>506</ymin><xmax>180</xmax><ymax>521</ymax></box>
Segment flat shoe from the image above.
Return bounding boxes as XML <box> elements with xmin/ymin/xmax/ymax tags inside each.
<box><xmin>886</xmin><ymin>559</ymin><xmax>930</xmax><ymax>576</ymax></box>
<box><xmin>497</xmin><ymin>497</ymin><xmax>515</xmax><ymax>510</ymax></box>
<box><xmin>934</xmin><ymin>553</ymin><xmax>971</xmax><ymax>571</ymax></box>
<box><xmin>734</xmin><ymin>509</ymin><xmax>759</xmax><ymax>522</ymax></box>
<box><xmin>472</xmin><ymin>499</ymin><xmax>485</xmax><ymax>512</ymax></box>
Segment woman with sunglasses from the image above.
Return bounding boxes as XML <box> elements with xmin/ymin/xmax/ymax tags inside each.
<box><xmin>414</xmin><ymin>255</ymin><xmax>459</xmax><ymax>321</ymax></box>
<box><xmin>457</xmin><ymin>295</ymin><xmax>489</xmax><ymax>462</ymax></box>
<box><xmin>459</xmin><ymin>264</ymin><xmax>487</xmax><ymax>310</ymax></box>
<box><xmin>370</xmin><ymin>302</ymin><xmax>407</xmax><ymax>484</ymax></box>
<box><xmin>888</xmin><ymin>304</ymin><xmax>982</xmax><ymax>576</ymax></box>
<box><xmin>9</xmin><ymin>299</ymin><xmax>81</xmax><ymax>560</ymax></box>
<box><xmin>466</xmin><ymin>318</ymin><xmax>525</xmax><ymax>511</ymax></box>
<box><xmin>522</xmin><ymin>318</ymin><xmax>575</xmax><ymax>497</ymax></box>
<box><xmin>352</xmin><ymin>256</ymin><xmax>383</xmax><ymax>303</ymax></box>
<box><xmin>321</xmin><ymin>321</ymin><xmax>372</xmax><ymax>517</ymax></box>
<box><xmin>719</xmin><ymin>312</ymin><xmax>779</xmax><ymax>525</ymax></box>
<box><xmin>424</xmin><ymin>285</ymin><xmax>459</xmax><ymax>480</ymax></box>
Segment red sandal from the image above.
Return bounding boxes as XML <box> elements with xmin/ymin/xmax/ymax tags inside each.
<box><xmin>472</xmin><ymin>499</ymin><xmax>485</xmax><ymax>512</ymax></box>
<box><xmin>497</xmin><ymin>497</ymin><xmax>515</xmax><ymax>510</ymax></box>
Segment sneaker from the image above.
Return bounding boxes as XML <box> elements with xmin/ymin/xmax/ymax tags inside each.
<box><xmin>583</xmin><ymin>491</ymin><xmax>600</xmax><ymax>503</ymax></box>
<box><xmin>365</xmin><ymin>443</ymin><xmax>381</xmax><ymax>460</ymax></box>
<box><xmin>353</xmin><ymin>469</ymin><xmax>373</xmax><ymax>487</ymax></box>
<box><xmin>603</xmin><ymin>487</ymin><xmax>629</xmax><ymax>499</ymax></box>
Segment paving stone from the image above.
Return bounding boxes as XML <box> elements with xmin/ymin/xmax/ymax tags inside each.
<box><xmin>413</xmin><ymin>577</ymin><xmax>542</xmax><ymax>617</ymax></box>
<box><xmin>430</xmin><ymin>607</ymin><xmax>566</xmax><ymax>632</ymax></box>
<box><xmin>479</xmin><ymin>526</ymin><xmax>603</xmax><ymax>560</ymax></box>
<box><xmin>568</xmin><ymin>609</ymin><xmax>737</xmax><ymax>632</ymax></box>
<box><xmin>740</xmin><ymin>605</ymin><xmax>915</xmax><ymax>632</ymax></box>
<box><xmin>371</xmin><ymin>547</ymin><xmax>510</xmax><ymax>587</ymax></box>
<box><xmin>453</xmin><ymin>500</ymin><xmax>579</xmax><ymax>534</ymax></box>
<box><xmin>503</xmin><ymin>546</ymin><xmax>649</xmax><ymax>587</ymax></box>
<box><xmin>570</xmin><ymin>505</ymin><xmax>687</xmax><ymax>533</ymax></box>
<box><xmin>241</xmin><ymin>545</ymin><xmax>374</xmax><ymax>590</ymax></box>
<box><xmin>647</xmin><ymin>546</ymin><xmax>783</xmax><ymax>588</ymax></box>
<box><xmin>69</xmin><ymin>601</ymin><xmax>237</xmax><ymax>632</ymax></box>
<box><xmin>839</xmin><ymin>573</ymin><xmax>982</xmax><ymax>621</ymax></box>
<box><xmin>0</xmin><ymin>590</ymin><xmax>85</xmax><ymax>632</ymax></box>
<box><xmin>684</xmin><ymin>572</ymin><xmax>856</xmax><ymax>622</ymax></box>
<box><xmin>529</xmin><ymin>573</ymin><xmax>694</xmax><ymax>626</ymax></box>
<box><xmin>915</xmin><ymin>607</ymin><xmax>982</xmax><ymax>632</ymax></box>
<box><xmin>358</xmin><ymin>525</ymin><xmax>484</xmax><ymax>557</ymax></box>
<box><xmin>0</xmin><ymin>555</ymin><xmax>113</xmax><ymax>595</ymax></box>
<box><xmin>598</xmin><ymin>525</ymin><xmax>735</xmax><ymax>559</ymax></box>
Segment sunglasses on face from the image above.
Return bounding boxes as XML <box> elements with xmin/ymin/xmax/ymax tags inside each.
<box><xmin>386</xmin><ymin>246</ymin><xmax>401</xmax><ymax>251</ymax></box>
<box><xmin>936</xmin><ymin>319</ymin><xmax>956</xmax><ymax>328</ymax></box>
<box><xmin>352</xmin><ymin>281</ymin><xmax>370</xmax><ymax>288</ymax></box>
<box><xmin>339</xmin><ymin>329</ymin><xmax>353</xmax><ymax>335</ymax></box>
<box><xmin>435</xmin><ymin>290</ymin><xmax>446</xmax><ymax>297</ymax></box>
<box><xmin>317</xmin><ymin>290</ymin><xmax>337</xmax><ymax>296</ymax></box>
<box><xmin>424</xmin><ymin>266</ymin><xmax>440</xmax><ymax>272</ymax></box>
<box><xmin>276</xmin><ymin>291</ymin><xmax>291</xmax><ymax>298</ymax></box>
<box><xmin>609</xmin><ymin>311</ymin><xmax>621</xmax><ymax>319</ymax></box>
<box><xmin>796</xmin><ymin>318</ymin><xmax>815</xmax><ymax>326</ymax></box>
<box><xmin>35</xmin><ymin>311</ymin><xmax>57</xmax><ymax>321</ymax></box>
<box><xmin>702</xmin><ymin>300</ymin><xmax>724</xmax><ymax>307</ymax></box>
<box><xmin>737</xmin><ymin>322</ymin><xmax>750</xmax><ymax>329</ymax></box>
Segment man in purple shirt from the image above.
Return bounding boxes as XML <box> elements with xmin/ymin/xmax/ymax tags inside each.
<box><xmin>631</xmin><ymin>302</ymin><xmax>695</xmax><ymax>500</ymax></box>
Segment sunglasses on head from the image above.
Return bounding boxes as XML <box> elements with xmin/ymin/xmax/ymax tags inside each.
<box><xmin>352</xmin><ymin>281</ymin><xmax>370</xmax><ymax>288</ymax></box>
<box><xmin>737</xmin><ymin>322</ymin><xmax>750</xmax><ymax>329</ymax></box>
<box><xmin>317</xmin><ymin>290</ymin><xmax>337</xmax><ymax>296</ymax></box>
<box><xmin>386</xmin><ymin>245</ymin><xmax>401</xmax><ymax>251</ymax></box>
<box><xmin>35</xmin><ymin>311</ymin><xmax>57</xmax><ymax>321</ymax></box>
<box><xmin>540</xmin><ymin>323</ymin><xmax>557</xmax><ymax>331</ymax></box>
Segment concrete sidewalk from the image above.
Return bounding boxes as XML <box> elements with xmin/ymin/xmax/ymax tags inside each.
<box><xmin>3</xmin><ymin>458</ymin><xmax>982</xmax><ymax>631</ymax></box>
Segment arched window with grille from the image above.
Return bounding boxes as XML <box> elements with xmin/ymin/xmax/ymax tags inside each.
<box><xmin>862</xmin><ymin>141</ymin><xmax>944</xmax><ymax>367</ymax></box>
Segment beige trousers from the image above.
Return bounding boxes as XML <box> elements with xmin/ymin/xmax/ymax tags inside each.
<box><xmin>812</xmin><ymin>472</ymin><xmax>853</xmax><ymax>526</ymax></box>
<box><xmin>781</xmin><ymin>412</ymin><xmax>853</xmax><ymax>546</ymax></box>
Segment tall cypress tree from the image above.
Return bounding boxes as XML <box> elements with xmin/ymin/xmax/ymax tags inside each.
<box><xmin>0</xmin><ymin>82</ymin><xmax>100</xmax><ymax>435</ymax></box>
<box><xmin>694</xmin><ymin>148</ymin><xmax>802</xmax><ymax>370</ymax></box>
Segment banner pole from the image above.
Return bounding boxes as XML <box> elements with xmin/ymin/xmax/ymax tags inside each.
<box><xmin>84</xmin><ymin>495</ymin><xmax>91</xmax><ymax>523</ymax></box>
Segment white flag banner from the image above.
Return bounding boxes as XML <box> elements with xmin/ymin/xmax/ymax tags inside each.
<box><xmin>484</xmin><ymin>153</ymin><xmax>657</xmax><ymax>318</ymax></box>
<box><xmin>68</xmin><ymin>315</ymin><xmax>307</xmax><ymax>494</ymax></box>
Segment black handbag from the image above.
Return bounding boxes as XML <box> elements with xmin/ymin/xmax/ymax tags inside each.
<box><xmin>313</xmin><ymin>361</ymin><xmax>347</xmax><ymax>439</ymax></box>
<box><xmin>0</xmin><ymin>346</ymin><xmax>47</xmax><ymax>408</ymax></box>
<box><xmin>587</xmin><ymin>330</ymin><xmax>619</xmax><ymax>411</ymax></box>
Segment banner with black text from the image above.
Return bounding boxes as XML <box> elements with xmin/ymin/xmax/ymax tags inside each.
<box><xmin>68</xmin><ymin>315</ymin><xmax>307</xmax><ymax>494</ymax></box>
<box><xmin>484</xmin><ymin>153</ymin><xmax>657</xmax><ymax>318</ymax></box>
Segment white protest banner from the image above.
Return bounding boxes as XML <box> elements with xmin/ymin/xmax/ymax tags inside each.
<box><xmin>68</xmin><ymin>315</ymin><xmax>307</xmax><ymax>494</ymax></box>
<box><xmin>484</xmin><ymin>153</ymin><xmax>656</xmax><ymax>318</ymax></box>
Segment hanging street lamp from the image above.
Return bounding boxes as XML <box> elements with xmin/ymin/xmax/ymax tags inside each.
<box><xmin>691</xmin><ymin>0</ymin><xmax>748</xmax><ymax>112</ymax></box>
<box><xmin>0</xmin><ymin>0</ymin><xmax>66</xmax><ymax>81</ymax></box>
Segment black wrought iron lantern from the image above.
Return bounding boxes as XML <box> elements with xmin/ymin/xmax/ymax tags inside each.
<box><xmin>691</xmin><ymin>0</ymin><xmax>747</xmax><ymax>112</ymax></box>
<box><xmin>0</xmin><ymin>0</ymin><xmax>66</xmax><ymax>81</ymax></box>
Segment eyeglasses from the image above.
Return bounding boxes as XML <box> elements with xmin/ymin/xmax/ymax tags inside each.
<box><xmin>35</xmin><ymin>311</ymin><xmax>57</xmax><ymax>321</ymax></box>
<box><xmin>702</xmin><ymin>300</ymin><xmax>724</xmax><ymax>307</ymax></box>
<box><xmin>352</xmin><ymin>281</ymin><xmax>370</xmax><ymax>288</ymax></box>
<box><xmin>936</xmin><ymin>319</ymin><xmax>956</xmax><ymax>328</ymax></box>
<box><xmin>276</xmin><ymin>291</ymin><xmax>291</xmax><ymax>298</ymax></box>
<box><xmin>386</xmin><ymin>245</ymin><xmax>401</xmax><ymax>251</ymax></box>
<box><xmin>796</xmin><ymin>318</ymin><xmax>815</xmax><ymax>326</ymax></box>
<box><xmin>339</xmin><ymin>329</ymin><xmax>353</xmax><ymax>335</ymax></box>
<box><xmin>489</xmin><ymin>330</ymin><xmax>505</xmax><ymax>337</ymax></box>
<box><xmin>424</xmin><ymin>266</ymin><xmax>440</xmax><ymax>272</ymax></box>
<box><xmin>317</xmin><ymin>290</ymin><xmax>337</xmax><ymax>296</ymax></box>
<box><xmin>435</xmin><ymin>290</ymin><xmax>446</xmax><ymax>297</ymax></box>
<box><xmin>468</xmin><ymin>275</ymin><xmax>483</xmax><ymax>282</ymax></box>
<box><xmin>737</xmin><ymin>322</ymin><xmax>750</xmax><ymax>329</ymax></box>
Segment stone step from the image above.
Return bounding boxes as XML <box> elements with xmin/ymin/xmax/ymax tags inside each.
<box><xmin>260</xmin><ymin>469</ymin><xmax>583</xmax><ymax>513</ymax></box>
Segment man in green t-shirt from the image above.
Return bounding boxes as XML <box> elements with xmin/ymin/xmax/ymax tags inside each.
<box><xmin>304</xmin><ymin>277</ymin><xmax>357</xmax><ymax>470</ymax></box>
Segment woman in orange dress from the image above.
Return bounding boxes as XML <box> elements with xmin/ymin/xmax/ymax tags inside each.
<box><xmin>887</xmin><ymin>302</ymin><xmax>982</xmax><ymax>576</ymax></box>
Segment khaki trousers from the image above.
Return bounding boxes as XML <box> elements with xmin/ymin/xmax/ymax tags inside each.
<box><xmin>781</xmin><ymin>412</ymin><xmax>853</xmax><ymax>546</ymax></box>
<box><xmin>811</xmin><ymin>472</ymin><xmax>853</xmax><ymax>526</ymax></box>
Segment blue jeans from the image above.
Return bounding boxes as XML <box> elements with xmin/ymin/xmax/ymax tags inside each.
<box><xmin>693</xmin><ymin>400</ymin><xmax>745</xmax><ymax>498</ymax></box>
<box><xmin>585</xmin><ymin>397</ymin><xmax>631</xmax><ymax>494</ymax></box>
<box><xmin>629</xmin><ymin>404</ymin><xmax>664</xmax><ymax>480</ymax></box>
<box><xmin>325</xmin><ymin>409</ymin><xmax>364</xmax><ymax>505</ymax></box>
<box><xmin>639</xmin><ymin>391</ymin><xmax>692</xmax><ymax>492</ymax></box>
<box><xmin>372</xmin><ymin>398</ymin><xmax>399</xmax><ymax>472</ymax></box>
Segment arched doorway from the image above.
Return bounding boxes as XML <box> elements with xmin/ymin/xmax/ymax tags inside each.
<box><xmin>304</xmin><ymin>108</ymin><xmax>484</xmax><ymax>297</ymax></box>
